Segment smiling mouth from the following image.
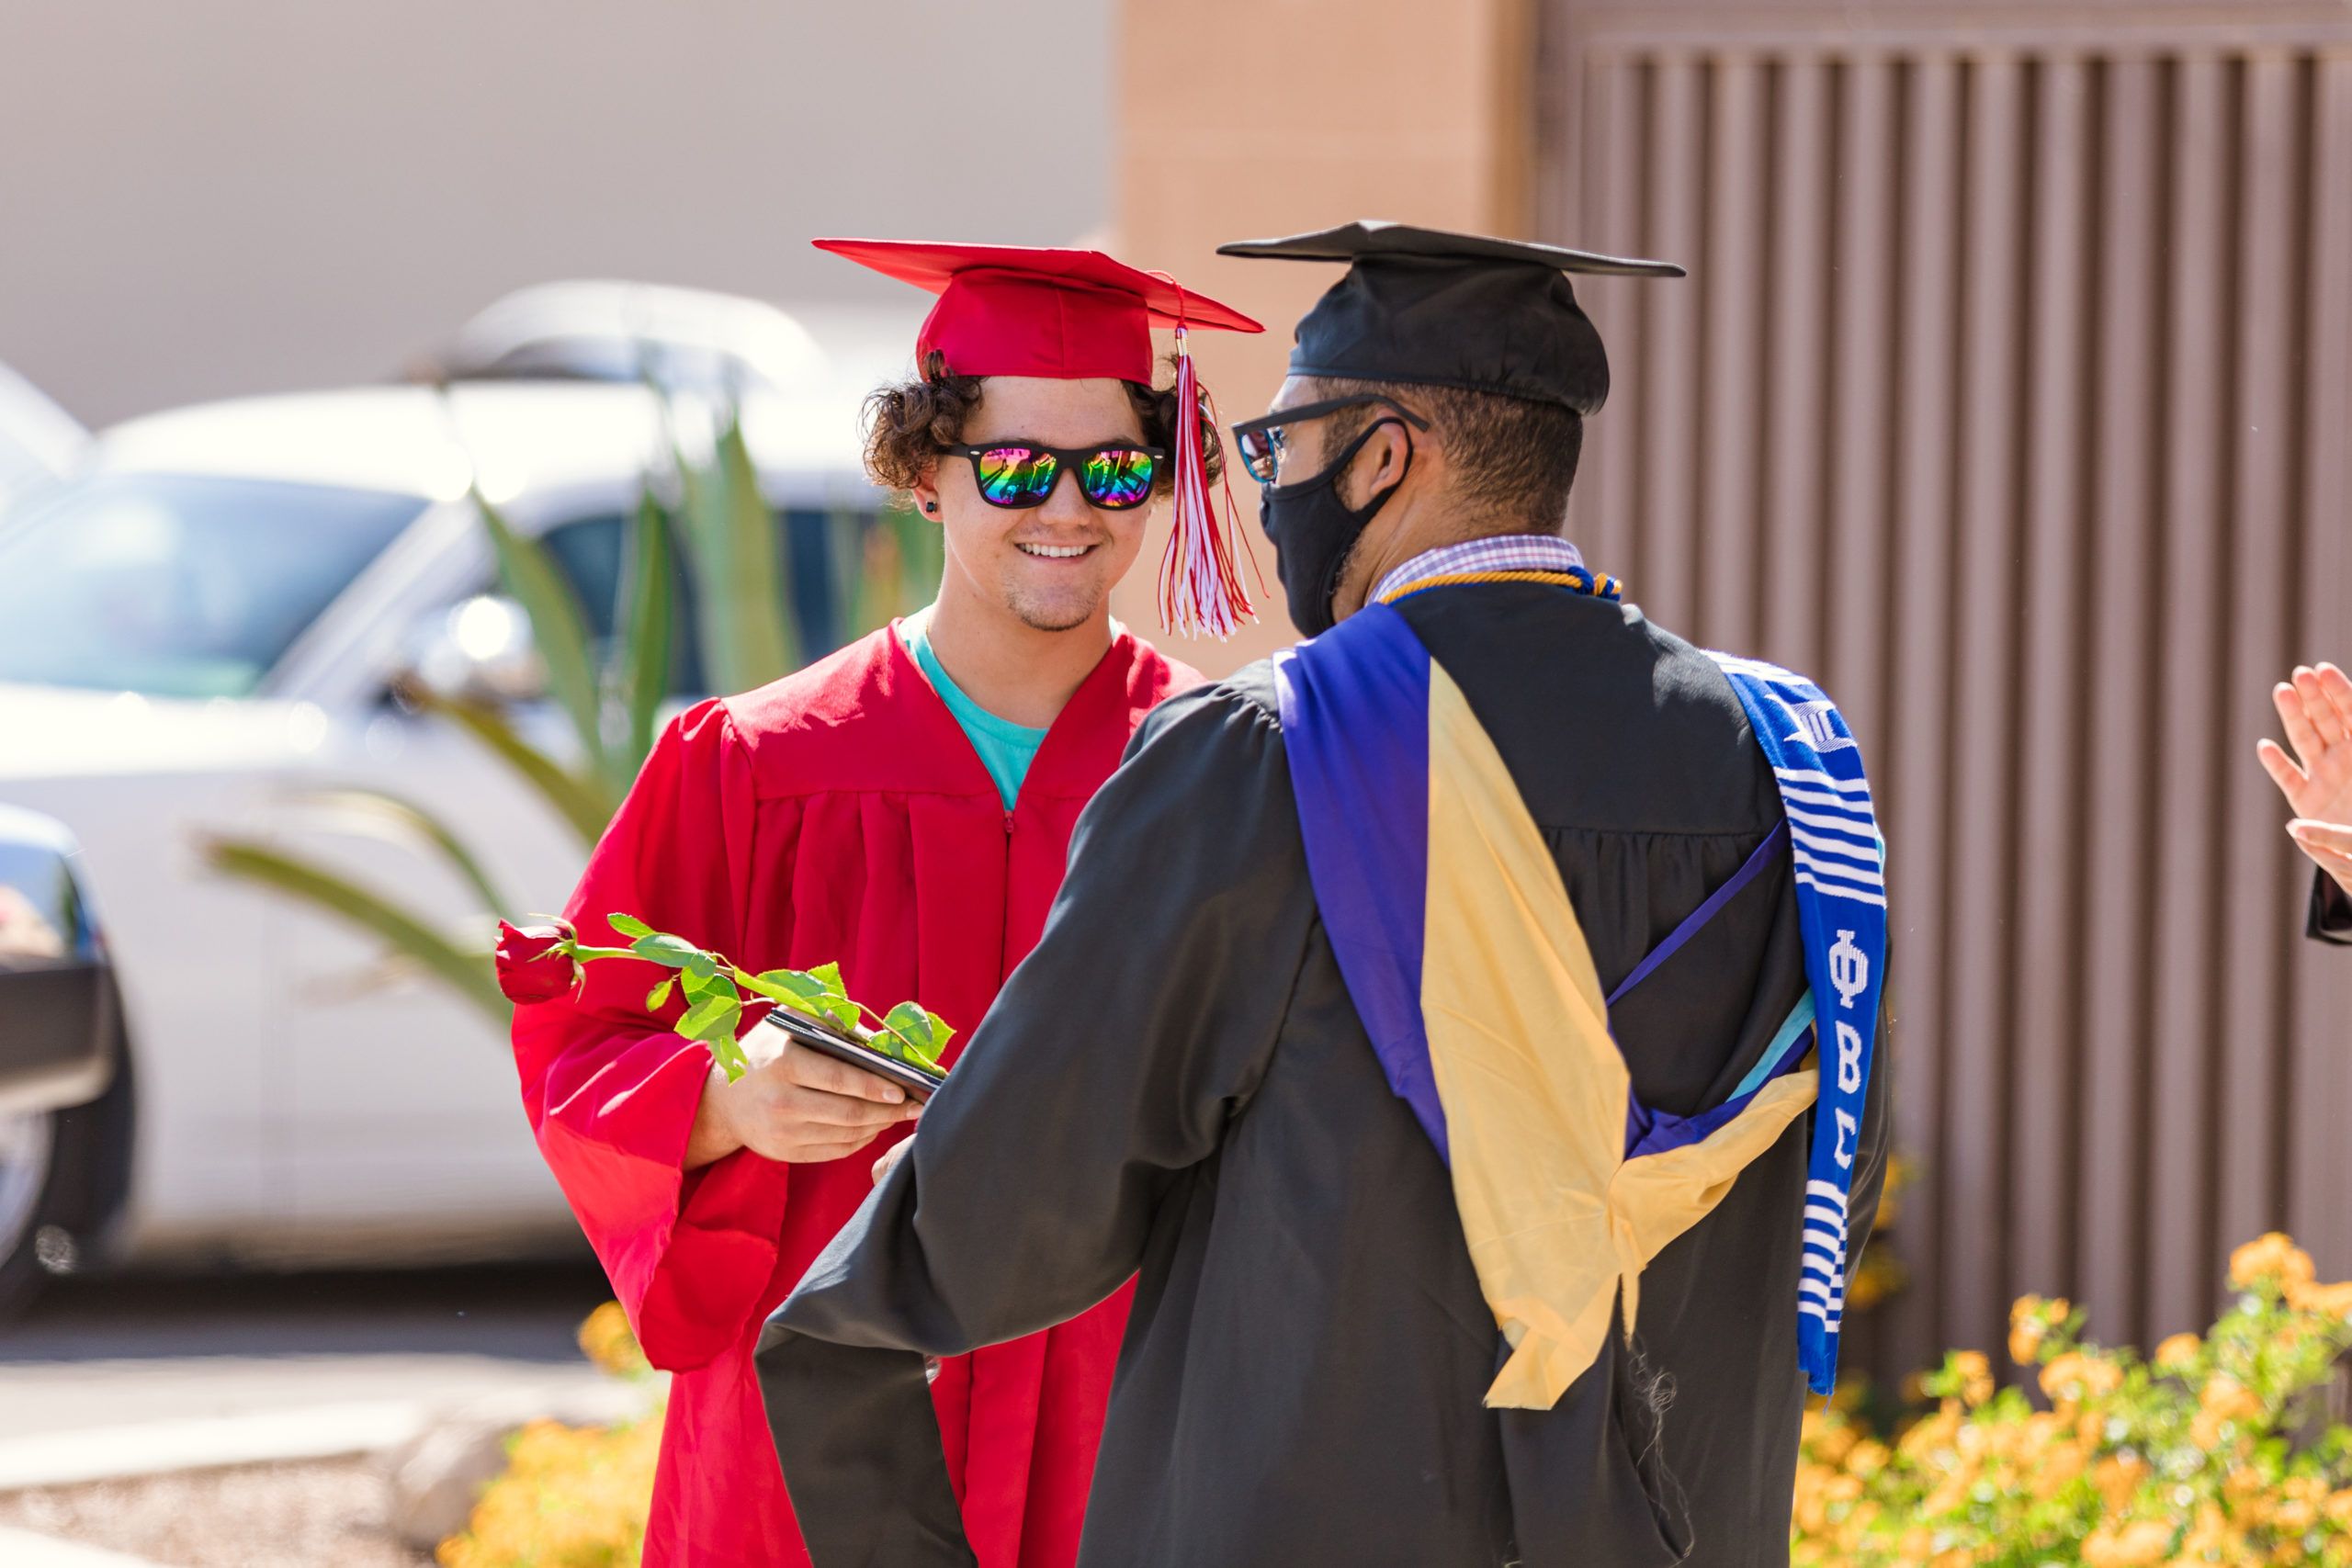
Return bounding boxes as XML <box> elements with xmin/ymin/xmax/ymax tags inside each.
<box><xmin>1016</xmin><ymin>543</ymin><xmax>1097</xmax><ymax>559</ymax></box>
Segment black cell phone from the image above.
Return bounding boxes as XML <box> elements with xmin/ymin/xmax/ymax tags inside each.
<box><xmin>759</xmin><ymin>1008</ymin><xmax>944</xmax><ymax>1100</ymax></box>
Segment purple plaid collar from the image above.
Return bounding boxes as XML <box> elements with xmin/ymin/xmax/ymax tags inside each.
<box><xmin>1371</xmin><ymin>535</ymin><xmax>1587</xmax><ymax>605</ymax></box>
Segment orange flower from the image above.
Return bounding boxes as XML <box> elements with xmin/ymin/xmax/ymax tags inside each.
<box><xmin>2154</xmin><ymin>1332</ymin><xmax>2200</xmax><ymax>1369</ymax></box>
<box><xmin>1952</xmin><ymin>1349</ymin><xmax>1996</xmax><ymax>1407</ymax></box>
<box><xmin>2010</xmin><ymin>1295</ymin><xmax>2057</xmax><ymax>1364</ymax></box>
<box><xmin>2199</xmin><ymin>1375</ymin><xmax>2264</xmax><ymax>1424</ymax></box>
<box><xmin>2096</xmin><ymin>1453</ymin><xmax>2150</xmax><ymax>1511</ymax></box>
<box><xmin>2041</xmin><ymin>1349</ymin><xmax>2123</xmax><ymax>1406</ymax></box>
<box><xmin>2083</xmin><ymin>1519</ymin><xmax>2176</xmax><ymax>1567</ymax></box>
<box><xmin>2285</xmin><ymin>1278</ymin><xmax>2352</xmax><ymax>1318</ymax></box>
<box><xmin>2228</xmin><ymin>1232</ymin><xmax>2315</xmax><ymax>1291</ymax></box>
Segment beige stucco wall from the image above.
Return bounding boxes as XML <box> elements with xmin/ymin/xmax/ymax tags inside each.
<box><xmin>0</xmin><ymin>0</ymin><xmax>1113</xmax><ymax>427</ymax></box>
<box><xmin>1108</xmin><ymin>0</ymin><xmax>1533</xmax><ymax>673</ymax></box>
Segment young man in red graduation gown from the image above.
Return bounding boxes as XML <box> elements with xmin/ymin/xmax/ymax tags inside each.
<box><xmin>502</xmin><ymin>241</ymin><xmax>1261</xmax><ymax>1567</ymax></box>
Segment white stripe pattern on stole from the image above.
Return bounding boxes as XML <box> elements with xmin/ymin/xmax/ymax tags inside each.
<box><xmin>1778</xmin><ymin>804</ymin><xmax>1871</xmax><ymax>841</ymax></box>
<box><xmin>1791</xmin><ymin>827</ymin><xmax>1882</xmax><ymax>870</ymax></box>
<box><xmin>1803</xmin><ymin>1181</ymin><xmax>1854</xmax><ymax>1326</ymax></box>
<box><xmin>1787</xmin><ymin>812</ymin><xmax>1881</xmax><ymax>852</ymax></box>
<box><xmin>1782</xmin><ymin>784</ymin><xmax>1874</xmax><ymax>812</ymax></box>
<box><xmin>1773</xmin><ymin>766</ymin><xmax>1872</xmax><ymax>800</ymax></box>
<box><xmin>1793</xmin><ymin>851</ymin><xmax>1884</xmax><ymax>890</ymax></box>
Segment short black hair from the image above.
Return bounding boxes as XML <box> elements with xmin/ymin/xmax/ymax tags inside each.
<box><xmin>1304</xmin><ymin>376</ymin><xmax>1583</xmax><ymax>533</ymax></box>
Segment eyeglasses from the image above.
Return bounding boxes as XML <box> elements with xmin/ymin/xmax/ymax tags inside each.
<box><xmin>941</xmin><ymin>442</ymin><xmax>1166</xmax><ymax>511</ymax></box>
<box><xmin>1229</xmin><ymin>396</ymin><xmax>1431</xmax><ymax>485</ymax></box>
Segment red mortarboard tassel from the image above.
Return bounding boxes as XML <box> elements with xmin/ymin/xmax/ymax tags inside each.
<box><xmin>1159</xmin><ymin>325</ymin><xmax>1260</xmax><ymax>640</ymax></box>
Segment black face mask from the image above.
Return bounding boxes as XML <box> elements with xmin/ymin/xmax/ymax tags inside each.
<box><xmin>1259</xmin><ymin>418</ymin><xmax>1415</xmax><ymax>637</ymax></box>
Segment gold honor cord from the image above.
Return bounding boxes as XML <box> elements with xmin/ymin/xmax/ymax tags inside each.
<box><xmin>1376</xmin><ymin>568</ymin><xmax>1623</xmax><ymax>605</ymax></box>
<box><xmin>1419</xmin><ymin>662</ymin><xmax>1816</xmax><ymax>1410</ymax></box>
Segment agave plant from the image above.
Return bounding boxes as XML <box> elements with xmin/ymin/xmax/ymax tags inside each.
<box><xmin>203</xmin><ymin>392</ymin><xmax>927</xmax><ymax>1025</ymax></box>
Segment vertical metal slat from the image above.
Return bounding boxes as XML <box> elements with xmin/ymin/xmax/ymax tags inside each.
<box><xmin>1700</xmin><ymin>57</ymin><xmax>1767</xmax><ymax>648</ymax></box>
<box><xmin>2009</xmin><ymin>51</ymin><xmax>2093</xmax><ymax>1310</ymax></box>
<box><xmin>2076</xmin><ymin>55</ymin><xmax>2165</xmax><ymax>1348</ymax></box>
<box><xmin>2146</xmin><ymin>55</ymin><xmax>2233</xmax><ymax>1341</ymax></box>
<box><xmin>1761</xmin><ymin>55</ymin><xmax>1832</xmax><ymax>676</ymax></box>
<box><xmin>1942</xmin><ymin>52</ymin><xmax>2030</xmax><ymax>1356</ymax></box>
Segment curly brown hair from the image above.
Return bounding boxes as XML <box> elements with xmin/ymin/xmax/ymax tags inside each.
<box><xmin>863</xmin><ymin>350</ymin><xmax>1224</xmax><ymax>497</ymax></box>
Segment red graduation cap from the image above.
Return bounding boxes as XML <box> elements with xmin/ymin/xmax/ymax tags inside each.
<box><xmin>815</xmin><ymin>238</ymin><xmax>1267</xmax><ymax>639</ymax></box>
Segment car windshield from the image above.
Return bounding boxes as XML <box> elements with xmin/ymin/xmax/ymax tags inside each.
<box><xmin>0</xmin><ymin>472</ymin><xmax>424</xmax><ymax>699</ymax></box>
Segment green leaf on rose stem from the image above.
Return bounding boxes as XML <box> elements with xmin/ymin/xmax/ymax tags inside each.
<box><xmin>645</xmin><ymin>977</ymin><xmax>674</xmax><ymax>1011</ymax></box>
<box><xmin>677</xmin><ymin>994</ymin><xmax>741</xmax><ymax>1043</ymax></box>
<box><xmin>746</xmin><ymin>970</ymin><xmax>857</xmax><ymax>1034</ymax></box>
<box><xmin>708</xmin><ymin>1032</ymin><xmax>750</xmax><ymax>1083</ymax></box>
<box><xmin>606</xmin><ymin>913</ymin><xmax>654</xmax><ymax>939</ymax></box>
<box><xmin>628</xmin><ymin>931</ymin><xmax>706</xmax><ymax>969</ymax></box>
<box><xmin>746</xmin><ymin>968</ymin><xmax>833</xmax><ymax>1010</ymax></box>
<box><xmin>877</xmin><ymin>1002</ymin><xmax>948</xmax><ymax>1070</ymax></box>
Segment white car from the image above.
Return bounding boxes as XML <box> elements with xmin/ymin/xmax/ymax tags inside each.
<box><xmin>0</xmin><ymin>369</ymin><xmax>901</xmax><ymax>1292</ymax></box>
<box><xmin>0</xmin><ymin>358</ymin><xmax>89</xmax><ymax>511</ymax></box>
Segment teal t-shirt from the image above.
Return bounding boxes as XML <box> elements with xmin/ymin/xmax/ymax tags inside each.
<box><xmin>903</xmin><ymin>617</ymin><xmax>1048</xmax><ymax>811</ymax></box>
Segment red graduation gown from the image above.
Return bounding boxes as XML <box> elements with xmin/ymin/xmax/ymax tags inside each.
<box><xmin>511</xmin><ymin>622</ymin><xmax>1198</xmax><ymax>1568</ymax></box>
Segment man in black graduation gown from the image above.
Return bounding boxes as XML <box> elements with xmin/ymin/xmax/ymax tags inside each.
<box><xmin>755</xmin><ymin>222</ymin><xmax>1894</xmax><ymax>1568</ymax></box>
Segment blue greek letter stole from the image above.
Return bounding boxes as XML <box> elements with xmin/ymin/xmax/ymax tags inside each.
<box><xmin>1272</xmin><ymin>605</ymin><xmax>1884</xmax><ymax>1404</ymax></box>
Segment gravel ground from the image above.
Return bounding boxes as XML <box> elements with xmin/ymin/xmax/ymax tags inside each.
<box><xmin>0</xmin><ymin>1458</ymin><xmax>431</xmax><ymax>1567</ymax></box>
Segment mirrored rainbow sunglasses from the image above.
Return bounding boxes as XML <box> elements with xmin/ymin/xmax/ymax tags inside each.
<box><xmin>942</xmin><ymin>442</ymin><xmax>1165</xmax><ymax>511</ymax></box>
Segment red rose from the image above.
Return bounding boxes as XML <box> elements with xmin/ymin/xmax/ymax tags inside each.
<box><xmin>494</xmin><ymin>918</ymin><xmax>581</xmax><ymax>1004</ymax></box>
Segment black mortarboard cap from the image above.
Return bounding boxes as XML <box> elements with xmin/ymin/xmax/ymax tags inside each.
<box><xmin>1216</xmin><ymin>220</ymin><xmax>1684</xmax><ymax>415</ymax></box>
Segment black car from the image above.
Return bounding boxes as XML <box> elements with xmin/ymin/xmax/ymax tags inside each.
<box><xmin>0</xmin><ymin>805</ymin><xmax>132</xmax><ymax>1315</ymax></box>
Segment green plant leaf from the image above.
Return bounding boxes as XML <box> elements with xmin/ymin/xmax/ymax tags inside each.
<box><xmin>199</xmin><ymin>836</ymin><xmax>507</xmax><ymax>1022</ymax></box>
<box><xmin>628</xmin><ymin>931</ymin><xmax>707</xmax><ymax>969</ymax></box>
<box><xmin>645</xmin><ymin>977</ymin><xmax>673</xmax><ymax>1011</ymax></box>
<box><xmin>876</xmin><ymin>1001</ymin><xmax>949</xmax><ymax>1070</ymax></box>
<box><xmin>612</xmin><ymin>489</ymin><xmax>675</xmax><ymax>778</ymax></box>
<box><xmin>746</xmin><ymin>967</ymin><xmax>826</xmax><ymax>1004</ymax></box>
<box><xmin>474</xmin><ymin>488</ymin><xmax>609</xmax><ymax>784</ymax></box>
<box><xmin>743</xmin><ymin>969</ymin><xmax>856</xmax><ymax>1033</ymax></box>
<box><xmin>680</xmin><ymin>963</ymin><xmax>732</xmax><ymax>998</ymax></box>
<box><xmin>890</xmin><ymin>500</ymin><xmax>944</xmax><ymax>608</ymax></box>
<box><xmin>673</xmin><ymin>398</ymin><xmax>795</xmax><ymax>694</ymax></box>
<box><xmin>605</xmin><ymin>913</ymin><xmax>654</xmax><ymax>939</ymax></box>
<box><xmin>708</xmin><ymin>1032</ymin><xmax>751</xmax><ymax>1083</ymax></box>
<box><xmin>676</xmin><ymin>993</ymin><xmax>741</xmax><ymax>1043</ymax></box>
<box><xmin>277</xmin><ymin>787</ymin><xmax>515</xmax><ymax>916</ymax></box>
<box><xmin>401</xmin><ymin>683</ymin><xmax>616</xmax><ymax>847</ymax></box>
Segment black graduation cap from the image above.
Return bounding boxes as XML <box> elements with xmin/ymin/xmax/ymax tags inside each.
<box><xmin>1216</xmin><ymin>220</ymin><xmax>1684</xmax><ymax>415</ymax></box>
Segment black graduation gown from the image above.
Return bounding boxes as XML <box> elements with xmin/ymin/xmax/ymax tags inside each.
<box><xmin>755</xmin><ymin>582</ymin><xmax>1894</xmax><ymax>1568</ymax></box>
<box><xmin>2308</xmin><ymin>870</ymin><xmax>2352</xmax><ymax>945</ymax></box>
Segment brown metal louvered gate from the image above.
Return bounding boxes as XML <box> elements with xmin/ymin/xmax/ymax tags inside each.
<box><xmin>1532</xmin><ymin>0</ymin><xmax>2352</xmax><ymax>1382</ymax></box>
